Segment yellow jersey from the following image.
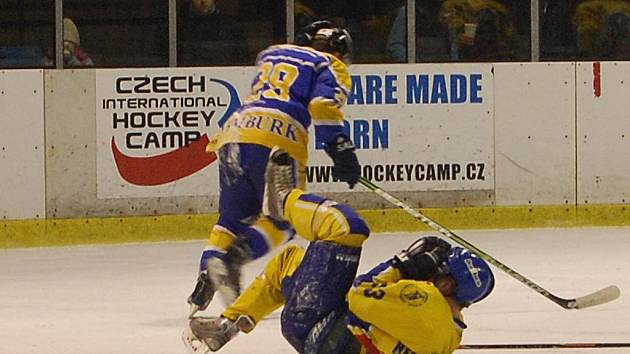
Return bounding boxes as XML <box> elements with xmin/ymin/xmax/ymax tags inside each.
<box><xmin>347</xmin><ymin>262</ymin><xmax>465</xmax><ymax>354</ymax></box>
<box><xmin>207</xmin><ymin>44</ymin><xmax>352</xmax><ymax>167</ymax></box>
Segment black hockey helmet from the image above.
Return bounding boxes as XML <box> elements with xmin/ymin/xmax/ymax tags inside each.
<box><xmin>295</xmin><ymin>20</ymin><xmax>335</xmax><ymax>46</ymax></box>
<box><xmin>295</xmin><ymin>20</ymin><xmax>353</xmax><ymax>65</ymax></box>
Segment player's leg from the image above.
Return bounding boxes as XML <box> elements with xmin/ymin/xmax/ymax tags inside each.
<box><xmin>189</xmin><ymin>145</ymin><xmax>308</xmax><ymax>313</ymax></box>
<box><xmin>188</xmin><ymin>143</ymin><xmax>270</xmax><ymax>313</ymax></box>
<box><xmin>281</xmin><ymin>241</ymin><xmax>363</xmax><ymax>353</ymax></box>
<box><xmin>184</xmin><ymin>245</ymin><xmax>306</xmax><ymax>353</ymax></box>
<box><xmin>265</xmin><ymin>147</ymin><xmax>369</xmax><ymax>247</ymax></box>
<box><xmin>285</xmin><ymin>190</ymin><xmax>369</xmax><ymax>246</ymax></box>
<box><xmin>263</xmin><ymin>147</ymin><xmax>370</xmax><ymax>352</ymax></box>
<box><xmin>202</xmin><ymin>147</ymin><xmax>300</xmax><ymax>276</ymax></box>
<box><xmin>206</xmin><ymin>147</ymin><xmax>300</xmax><ymax>305</ymax></box>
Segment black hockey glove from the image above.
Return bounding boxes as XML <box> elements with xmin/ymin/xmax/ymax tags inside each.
<box><xmin>323</xmin><ymin>134</ymin><xmax>361</xmax><ymax>189</ymax></box>
<box><xmin>392</xmin><ymin>236</ymin><xmax>451</xmax><ymax>280</ymax></box>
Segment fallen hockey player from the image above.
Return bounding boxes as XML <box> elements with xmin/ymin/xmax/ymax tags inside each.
<box><xmin>183</xmin><ymin>148</ymin><xmax>494</xmax><ymax>354</ymax></box>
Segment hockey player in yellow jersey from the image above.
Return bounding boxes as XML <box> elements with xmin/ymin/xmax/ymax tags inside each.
<box><xmin>183</xmin><ymin>148</ymin><xmax>495</xmax><ymax>354</ymax></box>
<box><xmin>187</xmin><ymin>20</ymin><xmax>361</xmax><ymax>316</ymax></box>
<box><xmin>345</xmin><ymin>241</ymin><xmax>494</xmax><ymax>354</ymax></box>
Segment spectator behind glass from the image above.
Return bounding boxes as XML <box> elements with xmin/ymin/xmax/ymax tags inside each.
<box><xmin>295</xmin><ymin>0</ymin><xmax>396</xmax><ymax>63</ymax></box>
<box><xmin>540</xmin><ymin>0</ymin><xmax>579</xmax><ymax>59</ymax></box>
<box><xmin>574</xmin><ymin>0</ymin><xmax>630</xmax><ymax>60</ymax></box>
<box><xmin>438</xmin><ymin>0</ymin><xmax>517</xmax><ymax>61</ymax></box>
<box><xmin>44</xmin><ymin>18</ymin><xmax>94</xmax><ymax>67</ymax></box>
<box><xmin>386</xmin><ymin>1</ymin><xmax>449</xmax><ymax>63</ymax></box>
<box><xmin>296</xmin><ymin>0</ymin><xmax>352</xmax><ymax>28</ymax></box>
<box><xmin>178</xmin><ymin>0</ymin><xmax>248</xmax><ymax>66</ymax></box>
<box><xmin>295</xmin><ymin>1</ymin><xmax>318</xmax><ymax>34</ymax></box>
<box><xmin>387</xmin><ymin>5</ymin><xmax>407</xmax><ymax>62</ymax></box>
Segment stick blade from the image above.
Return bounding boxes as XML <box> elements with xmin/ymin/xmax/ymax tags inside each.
<box><xmin>569</xmin><ymin>285</ymin><xmax>621</xmax><ymax>309</ymax></box>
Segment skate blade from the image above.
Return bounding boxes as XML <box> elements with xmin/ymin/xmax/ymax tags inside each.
<box><xmin>182</xmin><ymin>327</ymin><xmax>210</xmax><ymax>354</ymax></box>
<box><xmin>188</xmin><ymin>303</ymin><xmax>200</xmax><ymax>319</ymax></box>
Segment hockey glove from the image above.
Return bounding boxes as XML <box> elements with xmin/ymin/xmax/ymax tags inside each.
<box><xmin>323</xmin><ymin>134</ymin><xmax>361</xmax><ymax>189</ymax></box>
<box><xmin>392</xmin><ymin>236</ymin><xmax>451</xmax><ymax>280</ymax></box>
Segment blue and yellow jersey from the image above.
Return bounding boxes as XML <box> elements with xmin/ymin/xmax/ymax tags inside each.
<box><xmin>347</xmin><ymin>261</ymin><xmax>465</xmax><ymax>354</ymax></box>
<box><xmin>207</xmin><ymin>44</ymin><xmax>352</xmax><ymax>166</ymax></box>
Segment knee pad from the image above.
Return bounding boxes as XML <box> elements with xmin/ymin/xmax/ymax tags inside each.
<box><xmin>329</xmin><ymin>203</ymin><xmax>370</xmax><ymax>239</ymax></box>
<box><xmin>289</xmin><ymin>193</ymin><xmax>370</xmax><ymax>246</ymax></box>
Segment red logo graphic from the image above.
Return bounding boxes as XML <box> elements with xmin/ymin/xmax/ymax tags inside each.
<box><xmin>111</xmin><ymin>134</ymin><xmax>216</xmax><ymax>186</ymax></box>
<box><xmin>593</xmin><ymin>62</ymin><xmax>601</xmax><ymax>98</ymax></box>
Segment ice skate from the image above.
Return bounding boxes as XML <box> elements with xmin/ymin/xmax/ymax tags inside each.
<box><xmin>187</xmin><ymin>270</ymin><xmax>215</xmax><ymax>318</ymax></box>
<box><xmin>182</xmin><ymin>316</ymin><xmax>255</xmax><ymax>353</ymax></box>
<box><xmin>263</xmin><ymin>146</ymin><xmax>297</xmax><ymax>222</ymax></box>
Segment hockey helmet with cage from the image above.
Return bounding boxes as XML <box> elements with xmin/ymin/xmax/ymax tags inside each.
<box><xmin>295</xmin><ymin>20</ymin><xmax>353</xmax><ymax>65</ymax></box>
<box><xmin>444</xmin><ymin>247</ymin><xmax>494</xmax><ymax>306</ymax></box>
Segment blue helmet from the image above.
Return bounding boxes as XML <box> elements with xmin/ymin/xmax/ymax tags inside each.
<box><xmin>444</xmin><ymin>247</ymin><xmax>494</xmax><ymax>306</ymax></box>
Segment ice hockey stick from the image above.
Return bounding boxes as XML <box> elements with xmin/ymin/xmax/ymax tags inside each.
<box><xmin>459</xmin><ymin>342</ymin><xmax>630</xmax><ymax>349</ymax></box>
<box><xmin>359</xmin><ymin>177</ymin><xmax>620</xmax><ymax>309</ymax></box>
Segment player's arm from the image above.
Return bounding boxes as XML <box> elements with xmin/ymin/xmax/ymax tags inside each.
<box><xmin>346</xmin><ymin>237</ymin><xmax>453</xmax><ymax>353</ymax></box>
<box><xmin>347</xmin><ymin>236</ymin><xmax>452</xmax><ymax>335</ymax></box>
<box><xmin>353</xmin><ymin>260</ymin><xmax>402</xmax><ymax>288</ymax></box>
<box><xmin>347</xmin><ymin>268</ymin><xmax>418</xmax><ymax>354</ymax></box>
<box><xmin>391</xmin><ymin>236</ymin><xmax>451</xmax><ymax>280</ymax></box>
<box><xmin>309</xmin><ymin>57</ymin><xmax>361</xmax><ymax>189</ymax></box>
<box><xmin>309</xmin><ymin>57</ymin><xmax>350</xmax><ymax>142</ymax></box>
<box><xmin>352</xmin><ymin>236</ymin><xmax>451</xmax><ymax>289</ymax></box>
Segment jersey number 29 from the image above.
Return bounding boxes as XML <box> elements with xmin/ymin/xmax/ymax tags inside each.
<box><xmin>250</xmin><ymin>62</ymin><xmax>299</xmax><ymax>102</ymax></box>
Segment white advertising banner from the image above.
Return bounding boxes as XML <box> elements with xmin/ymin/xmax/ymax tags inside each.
<box><xmin>95</xmin><ymin>67</ymin><xmax>254</xmax><ymax>199</ymax></box>
<box><xmin>307</xmin><ymin>63</ymin><xmax>495</xmax><ymax>192</ymax></box>
<box><xmin>0</xmin><ymin>70</ymin><xmax>45</xmax><ymax>219</ymax></box>
<box><xmin>96</xmin><ymin>64</ymin><xmax>494</xmax><ymax>198</ymax></box>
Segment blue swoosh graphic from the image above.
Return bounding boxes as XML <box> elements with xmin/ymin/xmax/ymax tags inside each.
<box><xmin>210</xmin><ymin>78</ymin><xmax>242</xmax><ymax>127</ymax></box>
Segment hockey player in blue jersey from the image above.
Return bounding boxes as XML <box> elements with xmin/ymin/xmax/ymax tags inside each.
<box><xmin>187</xmin><ymin>20</ymin><xmax>361</xmax><ymax>315</ymax></box>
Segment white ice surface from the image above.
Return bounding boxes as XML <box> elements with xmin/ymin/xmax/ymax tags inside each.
<box><xmin>0</xmin><ymin>227</ymin><xmax>628</xmax><ymax>354</ymax></box>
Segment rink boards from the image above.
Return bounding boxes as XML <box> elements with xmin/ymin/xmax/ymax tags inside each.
<box><xmin>2</xmin><ymin>62</ymin><xmax>630</xmax><ymax>245</ymax></box>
